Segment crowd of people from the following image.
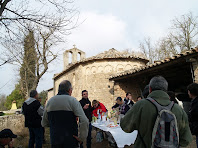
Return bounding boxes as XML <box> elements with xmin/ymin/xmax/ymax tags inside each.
<box><xmin>0</xmin><ymin>76</ymin><xmax>198</xmax><ymax>148</ymax></box>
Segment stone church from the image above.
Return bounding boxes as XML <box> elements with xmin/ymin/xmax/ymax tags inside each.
<box><xmin>48</xmin><ymin>46</ymin><xmax>148</xmax><ymax>110</ymax></box>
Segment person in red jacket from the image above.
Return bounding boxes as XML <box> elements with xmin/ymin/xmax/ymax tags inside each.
<box><xmin>92</xmin><ymin>100</ymin><xmax>107</xmax><ymax>117</ymax></box>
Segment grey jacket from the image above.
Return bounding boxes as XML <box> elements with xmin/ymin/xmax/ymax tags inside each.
<box><xmin>21</xmin><ymin>97</ymin><xmax>44</xmax><ymax>116</ymax></box>
<box><xmin>41</xmin><ymin>94</ymin><xmax>89</xmax><ymax>143</ymax></box>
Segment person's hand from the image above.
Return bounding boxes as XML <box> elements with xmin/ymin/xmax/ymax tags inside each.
<box><xmin>8</xmin><ymin>140</ymin><xmax>14</xmax><ymax>148</ymax></box>
<box><xmin>83</xmin><ymin>104</ymin><xmax>89</xmax><ymax>109</ymax></box>
<box><xmin>73</xmin><ymin>135</ymin><xmax>82</xmax><ymax>144</ymax></box>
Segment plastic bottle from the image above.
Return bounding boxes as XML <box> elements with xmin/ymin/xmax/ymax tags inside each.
<box><xmin>98</xmin><ymin>113</ymin><xmax>101</xmax><ymax>123</ymax></box>
<box><xmin>92</xmin><ymin>115</ymin><xmax>95</xmax><ymax>123</ymax></box>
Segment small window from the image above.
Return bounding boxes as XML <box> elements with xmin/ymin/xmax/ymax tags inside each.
<box><xmin>77</xmin><ymin>53</ymin><xmax>81</xmax><ymax>61</ymax></box>
<box><xmin>69</xmin><ymin>52</ymin><xmax>72</xmax><ymax>64</ymax></box>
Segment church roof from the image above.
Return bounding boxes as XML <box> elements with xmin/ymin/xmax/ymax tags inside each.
<box><xmin>91</xmin><ymin>48</ymin><xmax>148</xmax><ymax>60</ymax></box>
<box><xmin>110</xmin><ymin>47</ymin><xmax>198</xmax><ymax>80</ymax></box>
<box><xmin>54</xmin><ymin>48</ymin><xmax>149</xmax><ymax>80</ymax></box>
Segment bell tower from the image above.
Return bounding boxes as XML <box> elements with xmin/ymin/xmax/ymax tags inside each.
<box><xmin>63</xmin><ymin>45</ymin><xmax>86</xmax><ymax>70</ymax></box>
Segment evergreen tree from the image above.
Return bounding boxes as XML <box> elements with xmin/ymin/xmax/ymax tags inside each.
<box><xmin>4</xmin><ymin>84</ymin><xmax>24</xmax><ymax>109</ymax></box>
<box><xmin>39</xmin><ymin>90</ymin><xmax>48</xmax><ymax>106</ymax></box>
<box><xmin>20</xmin><ymin>30</ymin><xmax>36</xmax><ymax>97</ymax></box>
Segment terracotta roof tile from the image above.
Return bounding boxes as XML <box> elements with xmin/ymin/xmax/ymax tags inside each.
<box><xmin>110</xmin><ymin>47</ymin><xmax>198</xmax><ymax>80</ymax></box>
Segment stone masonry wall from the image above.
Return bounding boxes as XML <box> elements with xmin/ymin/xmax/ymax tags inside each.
<box><xmin>0</xmin><ymin>115</ymin><xmax>28</xmax><ymax>136</ymax></box>
<box><xmin>114</xmin><ymin>79</ymin><xmax>141</xmax><ymax>103</ymax></box>
<box><xmin>52</xmin><ymin>59</ymin><xmax>146</xmax><ymax>111</ymax></box>
<box><xmin>192</xmin><ymin>57</ymin><xmax>198</xmax><ymax>83</ymax></box>
<box><xmin>48</xmin><ymin>89</ymin><xmax>54</xmax><ymax>101</ymax></box>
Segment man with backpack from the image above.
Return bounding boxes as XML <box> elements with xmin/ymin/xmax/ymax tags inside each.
<box><xmin>120</xmin><ymin>76</ymin><xmax>192</xmax><ymax>148</ymax></box>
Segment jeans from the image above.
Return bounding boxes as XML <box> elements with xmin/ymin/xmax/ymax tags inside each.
<box><xmin>196</xmin><ymin>135</ymin><xmax>198</xmax><ymax>148</ymax></box>
<box><xmin>42</xmin><ymin>127</ymin><xmax>45</xmax><ymax>141</ymax></box>
<box><xmin>28</xmin><ymin>127</ymin><xmax>43</xmax><ymax>148</ymax></box>
<box><xmin>80</xmin><ymin>123</ymin><xmax>92</xmax><ymax>148</ymax></box>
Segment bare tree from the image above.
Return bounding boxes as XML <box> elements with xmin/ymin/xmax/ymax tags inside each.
<box><xmin>139</xmin><ymin>37</ymin><xmax>156</xmax><ymax>64</ymax></box>
<box><xmin>2</xmin><ymin>26</ymin><xmax>61</xmax><ymax>97</ymax></box>
<box><xmin>139</xmin><ymin>12</ymin><xmax>198</xmax><ymax>62</ymax></box>
<box><xmin>0</xmin><ymin>0</ymin><xmax>78</xmax><ymax>30</ymax></box>
<box><xmin>0</xmin><ymin>94</ymin><xmax>7</xmax><ymax>111</ymax></box>
<box><xmin>121</xmin><ymin>48</ymin><xmax>147</xmax><ymax>59</ymax></box>
<box><xmin>139</xmin><ymin>36</ymin><xmax>179</xmax><ymax>63</ymax></box>
<box><xmin>168</xmin><ymin>12</ymin><xmax>198</xmax><ymax>52</ymax></box>
<box><xmin>0</xmin><ymin>0</ymin><xmax>79</xmax><ymax>66</ymax></box>
<box><xmin>155</xmin><ymin>37</ymin><xmax>178</xmax><ymax>60</ymax></box>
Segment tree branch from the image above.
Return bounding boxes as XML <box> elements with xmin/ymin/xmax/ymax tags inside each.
<box><xmin>0</xmin><ymin>0</ymin><xmax>11</xmax><ymax>16</ymax></box>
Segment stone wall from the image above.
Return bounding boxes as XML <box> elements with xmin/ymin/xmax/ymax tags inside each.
<box><xmin>53</xmin><ymin>59</ymin><xmax>146</xmax><ymax>111</ymax></box>
<box><xmin>48</xmin><ymin>89</ymin><xmax>54</xmax><ymax>101</ymax></box>
<box><xmin>0</xmin><ymin>115</ymin><xmax>28</xmax><ymax>136</ymax></box>
<box><xmin>192</xmin><ymin>57</ymin><xmax>198</xmax><ymax>83</ymax></box>
<box><xmin>114</xmin><ymin>79</ymin><xmax>142</xmax><ymax>102</ymax></box>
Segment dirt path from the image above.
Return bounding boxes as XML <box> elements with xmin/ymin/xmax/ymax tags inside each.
<box><xmin>13</xmin><ymin>127</ymin><xmax>196</xmax><ymax>148</ymax></box>
<box><xmin>14</xmin><ymin>128</ymin><xmax>133</xmax><ymax>148</ymax></box>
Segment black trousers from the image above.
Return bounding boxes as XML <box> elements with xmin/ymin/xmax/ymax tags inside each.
<box><xmin>52</xmin><ymin>144</ymin><xmax>79</xmax><ymax>148</ymax></box>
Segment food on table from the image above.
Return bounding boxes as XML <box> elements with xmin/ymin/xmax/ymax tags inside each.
<box><xmin>107</xmin><ymin>123</ymin><xmax>119</xmax><ymax>128</ymax></box>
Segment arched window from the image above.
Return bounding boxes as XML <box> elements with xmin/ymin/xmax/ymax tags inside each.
<box><xmin>69</xmin><ymin>52</ymin><xmax>72</xmax><ymax>64</ymax></box>
<box><xmin>77</xmin><ymin>52</ymin><xmax>81</xmax><ymax>61</ymax></box>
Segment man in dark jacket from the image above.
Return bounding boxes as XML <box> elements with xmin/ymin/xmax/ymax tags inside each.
<box><xmin>22</xmin><ymin>90</ymin><xmax>44</xmax><ymax>148</ymax></box>
<box><xmin>187</xmin><ymin>83</ymin><xmax>198</xmax><ymax>148</ymax></box>
<box><xmin>42</xmin><ymin>80</ymin><xmax>88</xmax><ymax>148</ymax></box>
<box><xmin>79</xmin><ymin>90</ymin><xmax>92</xmax><ymax>148</ymax></box>
<box><xmin>142</xmin><ymin>84</ymin><xmax>149</xmax><ymax>98</ymax></box>
<box><xmin>124</xmin><ymin>92</ymin><xmax>134</xmax><ymax>108</ymax></box>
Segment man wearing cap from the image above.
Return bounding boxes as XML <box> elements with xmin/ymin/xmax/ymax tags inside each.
<box><xmin>0</xmin><ymin>129</ymin><xmax>17</xmax><ymax>148</ymax></box>
<box><xmin>22</xmin><ymin>90</ymin><xmax>44</xmax><ymax>148</ymax></box>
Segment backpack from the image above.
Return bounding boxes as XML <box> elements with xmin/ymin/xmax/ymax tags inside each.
<box><xmin>147</xmin><ymin>98</ymin><xmax>179</xmax><ymax>148</ymax></box>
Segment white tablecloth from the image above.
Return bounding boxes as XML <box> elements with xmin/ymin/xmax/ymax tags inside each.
<box><xmin>92</xmin><ymin>122</ymin><xmax>137</xmax><ymax>148</ymax></box>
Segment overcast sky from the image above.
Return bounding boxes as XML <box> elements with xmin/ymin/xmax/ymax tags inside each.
<box><xmin>0</xmin><ymin>0</ymin><xmax>198</xmax><ymax>96</ymax></box>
